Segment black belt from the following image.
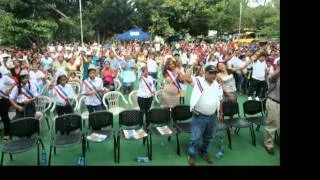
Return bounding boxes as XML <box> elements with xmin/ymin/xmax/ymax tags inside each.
<box><xmin>193</xmin><ymin>110</ymin><xmax>217</xmax><ymax>118</ymax></box>
<box><xmin>268</xmin><ymin>97</ymin><xmax>280</xmax><ymax>104</ymax></box>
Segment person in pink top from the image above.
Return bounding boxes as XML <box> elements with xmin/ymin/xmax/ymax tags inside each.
<box><xmin>101</xmin><ymin>61</ymin><xmax>116</xmax><ymax>91</ymax></box>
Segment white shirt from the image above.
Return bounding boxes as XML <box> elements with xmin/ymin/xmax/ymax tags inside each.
<box><xmin>54</xmin><ymin>84</ymin><xmax>75</xmax><ymax>106</ymax></box>
<box><xmin>29</xmin><ymin>70</ymin><xmax>45</xmax><ymax>88</ymax></box>
<box><xmin>180</xmin><ymin>52</ymin><xmax>189</xmax><ymax>65</ymax></box>
<box><xmin>9</xmin><ymin>82</ymin><xmax>39</xmax><ymax>104</ymax></box>
<box><xmin>190</xmin><ymin>76</ymin><xmax>223</xmax><ymax>116</ymax></box>
<box><xmin>189</xmin><ymin>54</ymin><xmax>197</xmax><ymax>65</ymax></box>
<box><xmin>137</xmin><ymin>75</ymin><xmax>155</xmax><ymax>98</ymax></box>
<box><xmin>0</xmin><ymin>75</ymin><xmax>15</xmax><ymax>99</ymax></box>
<box><xmin>252</xmin><ymin>60</ymin><xmax>267</xmax><ymax>81</ymax></box>
<box><xmin>81</xmin><ymin>77</ymin><xmax>104</xmax><ymax>106</ymax></box>
<box><xmin>147</xmin><ymin>58</ymin><xmax>158</xmax><ymax>73</ymax></box>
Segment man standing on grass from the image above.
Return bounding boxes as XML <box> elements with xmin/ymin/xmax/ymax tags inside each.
<box><xmin>187</xmin><ymin>65</ymin><xmax>224</xmax><ymax>166</ymax></box>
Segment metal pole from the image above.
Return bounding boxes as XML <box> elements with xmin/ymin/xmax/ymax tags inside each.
<box><xmin>239</xmin><ymin>0</ymin><xmax>242</xmax><ymax>35</ymax></box>
<box><xmin>79</xmin><ymin>0</ymin><xmax>83</xmax><ymax>47</ymax></box>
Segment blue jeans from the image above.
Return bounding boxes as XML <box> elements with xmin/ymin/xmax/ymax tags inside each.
<box><xmin>86</xmin><ymin>105</ymin><xmax>104</xmax><ymax>113</ymax></box>
<box><xmin>188</xmin><ymin>114</ymin><xmax>218</xmax><ymax>157</ymax></box>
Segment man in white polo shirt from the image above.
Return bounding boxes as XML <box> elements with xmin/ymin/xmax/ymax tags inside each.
<box><xmin>187</xmin><ymin>65</ymin><xmax>224</xmax><ymax>166</ymax></box>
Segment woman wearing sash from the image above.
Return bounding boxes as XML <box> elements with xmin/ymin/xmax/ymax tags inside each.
<box><xmin>137</xmin><ymin>65</ymin><xmax>155</xmax><ymax>117</ymax></box>
<box><xmin>81</xmin><ymin>64</ymin><xmax>109</xmax><ymax>113</ymax></box>
<box><xmin>9</xmin><ymin>69</ymin><xmax>39</xmax><ymax>119</ymax></box>
<box><xmin>54</xmin><ymin>72</ymin><xmax>75</xmax><ymax>116</ymax></box>
<box><xmin>0</xmin><ymin>68</ymin><xmax>16</xmax><ymax>140</ymax></box>
<box><xmin>161</xmin><ymin>58</ymin><xmax>189</xmax><ymax>108</ymax></box>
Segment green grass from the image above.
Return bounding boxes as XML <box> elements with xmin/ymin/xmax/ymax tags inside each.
<box><xmin>0</xmin><ymin>84</ymin><xmax>280</xmax><ymax>166</ymax></box>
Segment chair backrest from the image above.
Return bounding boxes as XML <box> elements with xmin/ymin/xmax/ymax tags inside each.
<box><xmin>89</xmin><ymin>110</ymin><xmax>113</xmax><ymax>130</ymax></box>
<box><xmin>172</xmin><ymin>105</ymin><xmax>192</xmax><ymax>123</ymax></box>
<box><xmin>75</xmin><ymin>71</ymin><xmax>83</xmax><ymax>81</ymax></box>
<box><xmin>243</xmin><ymin>100</ymin><xmax>264</xmax><ymax>117</ymax></box>
<box><xmin>114</xmin><ymin>79</ymin><xmax>121</xmax><ymax>91</ymax></box>
<box><xmin>146</xmin><ymin>108</ymin><xmax>171</xmax><ymax>126</ymax></box>
<box><xmin>35</xmin><ymin>96</ymin><xmax>53</xmax><ymax>112</ymax></box>
<box><xmin>76</xmin><ymin>95</ymin><xmax>87</xmax><ymax>113</ymax></box>
<box><xmin>68</xmin><ymin>81</ymin><xmax>81</xmax><ymax>95</ymax></box>
<box><xmin>154</xmin><ymin>89</ymin><xmax>162</xmax><ymax>104</ymax></box>
<box><xmin>261</xmin><ymin>99</ymin><xmax>267</xmax><ymax>115</ymax></box>
<box><xmin>223</xmin><ymin>101</ymin><xmax>240</xmax><ymax>117</ymax></box>
<box><xmin>40</xmin><ymin>85</ymin><xmax>49</xmax><ymax>96</ymax></box>
<box><xmin>128</xmin><ymin>90</ymin><xmax>138</xmax><ymax>107</ymax></box>
<box><xmin>119</xmin><ymin>110</ymin><xmax>143</xmax><ymax>127</ymax></box>
<box><xmin>55</xmin><ymin>114</ymin><xmax>82</xmax><ymax>134</ymax></box>
<box><xmin>102</xmin><ymin>91</ymin><xmax>128</xmax><ymax>110</ymax></box>
<box><xmin>10</xmin><ymin>117</ymin><xmax>39</xmax><ymax>138</ymax></box>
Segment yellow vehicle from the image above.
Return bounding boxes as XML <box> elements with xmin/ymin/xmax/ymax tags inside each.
<box><xmin>233</xmin><ymin>32</ymin><xmax>256</xmax><ymax>44</ymax></box>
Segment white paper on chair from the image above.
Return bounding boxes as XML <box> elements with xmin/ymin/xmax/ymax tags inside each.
<box><xmin>86</xmin><ymin>133</ymin><xmax>107</xmax><ymax>142</ymax></box>
<box><xmin>156</xmin><ymin>125</ymin><xmax>173</xmax><ymax>135</ymax></box>
<box><xmin>123</xmin><ymin>129</ymin><xmax>147</xmax><ymax>139</ymax></box>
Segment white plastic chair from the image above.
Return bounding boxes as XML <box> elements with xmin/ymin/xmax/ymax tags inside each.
<box><xmin>114</xmin><ymin>79</ymin><xmax>121</xmax><ymax>91</ymax></box>
<box><xmin>68</xmin><ymin>81</ymin><xmax>81</xmax><ymax>95</ymax></box>
<box><xmin>102</xmin><ymin>91</ymin><xmax>128</xmax><ymax>115</ymax></box>
<box><xmin>75</xmin><ymin>95</ymin><xmax>89</xmax><ymax>128</ymax></box>
<box><xmin>128</xmin><ymin>90</ymin><xmax>140</xmax><ymax>110</ymax></box>
<box><xmin>75</xmin><ymin>71</ymin><xmax>83</xmax><ymax>82</ymax></box>
<box><xmin>153</xmin><ymin>89</ymin><xmax>163</xmax><ymax>108</ymax></box>
<box><xmin>34</xmin><ymin>96</ymin><xmax>54</xmax><ymax>135</ymax></box>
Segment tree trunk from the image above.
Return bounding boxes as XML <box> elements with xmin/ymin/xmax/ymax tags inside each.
<box><xmin>96</xmin><ymin>28</ymin><xmax>100</xmax><ymax>44</ymax></box>
<box><xmin>101</xmin><ymin>32</ymin><xmax>106</xmax><ymax>44</ymax></box>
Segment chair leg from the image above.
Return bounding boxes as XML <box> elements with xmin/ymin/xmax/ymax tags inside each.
<box><xmin>117</xmin><ymin>135</ymin><xmax>120</xmax><ymax>163</ymax></box>
<box><xmin>176</xmin><ymin>133</ymin><xmax>180</xmax><ymax>155</ymax></box>
<box><xmin>0</xmin><ymin>152</ymin><xmax>4</xmax><ymax>166</ymax></box>
<box><xmin>149</xmin><ymin>134</ymin><xmax>153</xmax><ymax>160</ymax></box>
<box><xmin>82</xmin><ymin>136</ymin><xmax>86</xmax><ymax>166</ymax></box>
<box><xmin>48</xmin><ymin>145</ymin><xmax>52</xmax><ymax>166</ymax></box>
<box><xmin>226</xmin><ymin>129</ymin><xmax>232</xmax><ymax>149</ymax></box>
<box><xmin>37</xmin><ymin>142</ymin><xmax>40</xmax><ymax>166</ymax></box>
<box><xmin>54</xmin><ymin>147</ymin><xmax>56</xmax><ymax>155</ymax></box>
<box><xmin>113</xmin><ymin>136</ymin><xmax>116</xmax><ymax>163</ymax></box>
<box><xmin>86</xmin><ymin>141</ymin><xmax>90</xmax><ymax>151</ymax></box>
<box><xmin>143</xmin><ymin>137</ymin><xmax>146</xmax><ymax>145</ymax></box>
<box><xmin>9</xmin><ymin>154</ymin><xmax>13</xmax><ymax>161</ymax></box>
<box><xmin>235</xmin><ymin>128</ymin><xmax>240</xmax><ymax>135</ymax></box>
<box><xmin>45</xmin><ymin>117</ymin><xmax>50</xmax><ymax>130</ymax></box>
<box><xmin>255</xmin><ymin>125</ymin><xmax>260</xmax><ymax>132</ymax></box>
<box><xmin>249</xmin><ymin>126</ymin><xmax>256</xmax><ymax>146</ymax></box>
<box><xmin>146</xmin><ymin>136</ymin><xmax>150</xmax><ymax>159</ymax></box>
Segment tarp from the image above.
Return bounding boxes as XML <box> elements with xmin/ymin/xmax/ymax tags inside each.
<box><xmin>116</xmin><ymin>28</ymin><xmax>152</xmax><ymax>41</ymax></box>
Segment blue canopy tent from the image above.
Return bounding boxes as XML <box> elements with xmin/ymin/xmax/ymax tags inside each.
<box><xmin>116</xmin><ymin>28</ymin><xmax>152</xmax><ymax>41</ymax></box>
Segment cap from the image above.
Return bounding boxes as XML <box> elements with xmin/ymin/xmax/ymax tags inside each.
<box><xmin>20</xmin><ymin>69</ymin><xmax>29</xmax><ymax>76</ymax></box>
<box><xmin>205</xmin><ymin>65</ymin><xmax>218</xmax><ymax>73</ymax></box>
<box><xmin>2</xmin><ymin>54</ymin><xmax>10</xmax><ymax>58</ymax></box>
<box><xmin>88</xmin><ymin>64</ymin><xmax>96</xmax><ymax>71</ymax></box>
<box><xmin>57</xmin><ymin>71</ymin><xmax>67</xmax><ymax>78</ymax></box>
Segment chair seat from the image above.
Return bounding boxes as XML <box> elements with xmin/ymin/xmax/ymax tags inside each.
<box><xmin>120</xmin><ymin>129</ymin><xmax>147</xmax><ymax>141</ymax></box>
<box><xmin>216</xmin><ymin>122</ymin><xmax>229</xmax><ymax>131</ymax></box>
<box><xmin>149</xmin><ymin>126</ymin><xmax>177</xmax><ymax>137</ymax></box>
<box><xmin>246</xmin><ymin>116</ymin><xmax>267</xmax><ymax>125</ymax></box>
<box><xmin>2</xmin><ymin>137</ymin><xmax>39</xmax><ymax>154</ymax></box>
<box><xmin>87</xmin><ymin>129</ymin><xmax>114</xmax><ymax>142</ymax></box>
<box><xmin>53</xmin><ymin>133</ymin><xmax>82</xmax><ymax>148</ymax></box>
<box><xmin>227</xmin><ymin>118</ymin><xmax>253</xmax><ymax>128</ymax></box>
<box><xmin>175</xmin><ymin>123</ymin><xmax>191</xmax><ymax>133</ymax></box>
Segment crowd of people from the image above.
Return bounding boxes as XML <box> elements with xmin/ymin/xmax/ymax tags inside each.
<box><xmin>0</xmin><ymin>39</ymin><xmax>280</xmax><ymax>165</ymax></box>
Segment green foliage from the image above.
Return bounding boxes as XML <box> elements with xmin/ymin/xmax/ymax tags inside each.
<box><xmin>0</xmin><ymin>0</ymin><xmax>280</xmax><ymax>48</ymax></box>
